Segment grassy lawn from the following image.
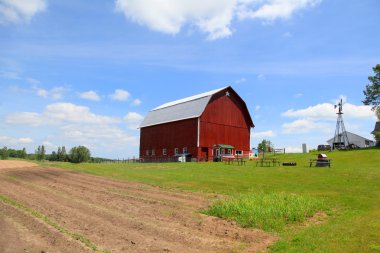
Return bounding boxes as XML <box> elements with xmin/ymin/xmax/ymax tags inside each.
<box><xmin>49</xmin><ymin>148</ymin><xmax>380</xmax><ymax>252</ymax></box>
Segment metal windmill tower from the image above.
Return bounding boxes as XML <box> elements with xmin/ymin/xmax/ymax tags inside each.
<box><xmin>333</xmin><ymin>99</ymin><xmax>350</xmax><ymax>149</ymax></box>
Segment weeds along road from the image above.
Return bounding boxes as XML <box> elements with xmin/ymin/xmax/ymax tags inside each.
<box><xmin>0</xmin><ymin>161</ymin><xmax>276</xmax><ymax>253</ymax></box>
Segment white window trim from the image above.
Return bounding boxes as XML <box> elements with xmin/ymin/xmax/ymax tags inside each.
<box><xmin>174</xmin><ymin>148</ymin><xmax>179</xmax><ymax>155</ymax></box>
<box><xmin>163</xmin><ymin>148</ymin><xmax>167</xmax><ymax>156</ymax></box>
<box><xmin>183</xmin><ymin>147</ymin><xmax>187</xmax><ymax>154</ymax></box>
<box><xmin>146</xmin><ymin>150</ymin><xmax>149</xmax><ymax>156</ymax></box>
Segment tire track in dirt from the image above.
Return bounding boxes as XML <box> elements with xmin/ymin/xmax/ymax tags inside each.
<box><xmin>0</xmin><ymin>162</ymin><xmax>277</xmax><ymax>253</ymax></box>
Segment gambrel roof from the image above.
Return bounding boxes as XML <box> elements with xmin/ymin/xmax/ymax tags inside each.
<box><xmin>140</xmin><ymin>86</ymin><xmax>253</xmax><ymax>128</ymax></box>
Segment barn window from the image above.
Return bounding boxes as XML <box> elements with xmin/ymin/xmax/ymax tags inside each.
<box><xmin>228</xmin><ymin>149</ymin><xmax>232</xmax><ymax>154</ymax></box>
<box><xmin>221</xmin><ymin>149</ymin><xmax>225</xmax><ymax>155</ymax></box>
<box><xmin>146</xmin><ymin>150</ymin><xmax>149</xmax><ymax>156</ymax></box>
<box><xmin>183</xmin><ymin>147</ymin><xmax>187</xmax><ymax>154</ymax></box>
<box><xmin>174</xmin><ymin>148</ymin><xmax>179</xmax><ymax>155</ymax></box>
<box><xmin>163</xmin><ymin>148</ymin><xmax>167</xmax><ymax>155</ymax></box>
<box><xmin>235</xmin><ymin>150</ymin><xmax>243</xmax><ymax>155</ymax></box>
<box><xmin>152</xmin><ymin>149</ymin><xmax>155</xmax><ymax>156</ymax></box>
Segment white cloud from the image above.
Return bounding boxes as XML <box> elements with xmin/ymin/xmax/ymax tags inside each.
<box><xmin>110</xmin><ymin>89</ymin><xmax>130</xmax><ymax>101</ymax></box>
<box><xmin>124</xmin><ymin>112</ymin><xmax>144</xmax><ymax>122</ymax></box>
<box><xmin>0</xmin><ymin>0</ymin><xmax>47</xmax><ymax>24</ymax></box>
<box><xmin>42</xmin><ymin>140</ymin><xmax>57</xmax><ymax>149</ymax></box>
<box><xmin>36</xmin><ymin>88</ymin><xmax>48</xmax><ymax>98</ymax></box>
<box><xmin>0</xmin><ymin>135</ymin><xmax>33</xmax><ymax>145</ymax></box>
<box><xmin>294</xmin><ymin>93</ymin><xmax>303</xmax><ymax>98</ymax></box>
<box><xmin>282</xmin><ymin>119</ymin><xmax>332</xmax><ymax>134</ymax></box>
<box><xmin>124</xmin><ymin>112</ymin><xmax>144</xmax><ymax>130</ymax></box>
<box><xmin>132</xmin><ymin>98</ymin><xmax>141</xmax><ymax>106</ymax></box>
<box><xmin>50</xmin><ymin>87</ymin><xmax>65</xmax><ymax>100</ymax></box>
<box><xmin>115</xmin><ymin>0</ymin><xmax>320</xmax><ymax>40</ymax></box>
<box><xmin>34</xmin><ymin>86</ymin><xmax>67</xmax><ymax>100</ymax></box>
<box><xmin>255</xmin><ymin>105</ymin><xmax>261</xmax><ymax>111</ymax></box>
<box><xmin>78</xmin><ymin>90</ymin><xmax>101</xmax><ymax>101</ymax></box>
<box><xmin>282</xmin><ymin>102</ymin><xmax>375</xmax><ymax>121</ymax></box>
<box><xmin>251</xmin><ymin>130</ymin><xmax>276</xmax><ymax>139</ymax></box>
<box><xmin>5</xmin><ymin>103</ymin><xmax>120</xmax><ymax>126</ymax></box>
<box><xmin>237</xmin><ymin>0</ymin><xmax>321</xmax><ymax>22</ymax></box>
<box><xmin>3</xmin><ymin>102</ymin><xmax>139</xmax><ymax>157</ymax></box>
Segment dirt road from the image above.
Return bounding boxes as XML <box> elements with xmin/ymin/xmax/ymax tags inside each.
<box><xmin>0</xmin><ymin>161</ymin><xmax>275</xmax><ymax>253</ymax></box>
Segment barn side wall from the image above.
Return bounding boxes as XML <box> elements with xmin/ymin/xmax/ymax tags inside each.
<box><xmin>199</xmin><ymin>90</ymin><xmax>251</xmax><ymax>160</ymax></box>
<box><xmin>139</xmin><ymin>118</ymin><xmax>198</xmax><ymax>161</ymax></box>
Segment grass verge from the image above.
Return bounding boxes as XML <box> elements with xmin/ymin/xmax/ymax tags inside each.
<box><xmin>0</xmin><ymin>194</ymin><xmax>98</xmax><ymax>251</ymax></box>
<box><xmin>202</xmin><ymin>192</ymin><xmax>327</xmax><ymax>231</ymax></box>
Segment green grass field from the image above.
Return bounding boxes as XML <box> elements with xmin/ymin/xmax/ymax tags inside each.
<box><xmin>50</xmin><ymin>148</ymin><xmax>380</xmax><ymax>253</ymax></box>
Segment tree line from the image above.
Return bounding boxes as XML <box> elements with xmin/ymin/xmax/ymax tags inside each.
<box><xmin>0</xmin><ymin>145</ymin><xmax>91</xmax><ymax>163</ymax></box>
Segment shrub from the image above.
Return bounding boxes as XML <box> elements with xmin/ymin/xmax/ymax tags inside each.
<box><xmin>69</xmin><ymin>146</ymin><xmax>91</xmax><ymax>163</ymax></box>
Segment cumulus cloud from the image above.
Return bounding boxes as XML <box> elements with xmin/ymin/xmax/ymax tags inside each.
<box><xmin>282</xmin><ymin>102</ymin><xmax>375</xmax><ymax>121</ymax></box>
<box><xmin>124</xmin><ymin>112</ymin><xmax>144</xmax><ymax>122</ymax></box>
<box><xmin>281</xmin><ymin>97</ymin><xmax>376</xmax><ymax>135</ymax></box>
<box><xmin>60</xmin><ymin>124</ymin><xmax>138</xmax><ymax>148</ymax></box>
<box><xmin>0</xmin><ymin>0</ymin><xmax>47</xmax><ymax>24</ymax></box>
<box><xmin>110</xmin><ymin>89</ymin><xmax>130</xmax><ymax>101</ymax></box>
<box><xmin>251</xmin><ymin>130</ymin><xmax>276</xmax><ymax>139</ymax></box>
<box><xmin>124</xmin><ymin>112</ymin><xmax>144</xmax><ymax>130</ymax></box>
<box><xmin>78</xmin><ymin>90</ymin><xmax>101</xmax><ymax>101</ymax></box>
<box><xmin>0</xmin><ymin>135</ymin><xmax>33</xmax><ymax>145</ymax></box>
<box><xmin>132</xmin><ymin>98</ymin><xmax>142</xmax><ymax>106</ymax></box>
<box><xmin>5</xmin><ymin>103</ymin><xmax>120</xmax><ymax>126</ymax></box>
<box><xmin>115</xmin><ymin>0</ymin><xmax>320</xmax><ymax>40</ymax></box>
<box><xmin>34</xmin><ymin>86</ymin><xmax>67</xmax><ymax>100</ymax></box>
<box><xmin>237</xmin><ymin>0</ymin><xmax>321</xmax><ymax>22</ymax></box>
<box><xmin>3</xmin><ymin>102</ymin><xmax>139</xmax><ymax>157</ymax></box>
<box><xmin>282</xmin><ymin>119</ymin><xmax>332</xmax><ymax>134</ymax></box>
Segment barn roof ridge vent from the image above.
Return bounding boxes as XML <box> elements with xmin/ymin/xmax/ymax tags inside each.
<box><xmin>152</xmin><ymin>86</ymin><xmax>229</xmax><ymax>111</ymax></box>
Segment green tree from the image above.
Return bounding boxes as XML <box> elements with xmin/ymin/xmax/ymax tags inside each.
<box><xmin>21</xmin><ymin>148</ymin><xmax>27</xmax><ymax>159</ymax></box>
<box><xmin>35</xmin><ymin>145</ymin><xmax>46</xmax><ymax>161</ymax></box>
<box><xmin>258</xmin><ymin>140</ymin><xmax>273</xmax><ymax>153</ymax></box>
<box><xmin>1</xmin><ymin>146</ymin><xmax>9</xmax><ymax>160</ymax></box>
<box><xmin>49</xmin><ymin>151</ymin><xmax>57</xmax><ymax>161</ymax></box>
<box><xmin>57</xmin><ymin>146</ymin><xmax>67</xmax><ymax>161</ymax></box>
<box><xmin>69</xmin><ymin>146</ymin><xmax>91</xmax><ymax>163</ymax></box>
<box><xmin>376</xmin><ymin>106</ymin><xmax>380</xmax><ymax>121</ymax></box>
<box><xmin>363</xmin><ymin>64</ymin><xmax>380</xmax><ymax>110</ymax></box>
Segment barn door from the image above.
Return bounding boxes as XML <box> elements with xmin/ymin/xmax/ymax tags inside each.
<box><xmin>201</xmin><ymin>147</ymin><xmax>208</xmax><ymax>161</ymax></box>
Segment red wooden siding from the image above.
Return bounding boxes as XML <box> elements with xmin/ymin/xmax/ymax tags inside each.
<box><xmin>199</xmin><ymin>89</ymin><xmax>251</xmax><ymax>160</ymax></box>
<box><xmin>139</xmin><ymin>118</ymin><xmax>198</xmax><ymax>161</ymax></box>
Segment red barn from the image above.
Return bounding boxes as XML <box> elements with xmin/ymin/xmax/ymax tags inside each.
<box><xmin>139</xmin><ymin>86</ymin><xmax>254</xmax><ymax>162</ymax></box>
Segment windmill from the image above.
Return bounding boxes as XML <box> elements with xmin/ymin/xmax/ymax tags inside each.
<box><xmin>333</xmin><ymin>99</ymin><xmax>350</xmax><ymax>149</ymax></box>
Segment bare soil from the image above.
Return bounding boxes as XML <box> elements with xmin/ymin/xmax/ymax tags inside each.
<box><xmin>0</xmin><ymin>160</ymin><xmax>276</xmax><ymax>253</ymax></box>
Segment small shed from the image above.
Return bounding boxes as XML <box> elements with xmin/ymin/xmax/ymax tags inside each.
<box><xmin>326</xmin><ymin>131</ymin><xmax>375</xmax><ymax>148</ymax></box>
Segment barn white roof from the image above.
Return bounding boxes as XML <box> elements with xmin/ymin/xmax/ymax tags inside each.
<box><xmin>140</xmin><ymin>86</ymin><xmax>229</xmax><ymax>128</ymax></box>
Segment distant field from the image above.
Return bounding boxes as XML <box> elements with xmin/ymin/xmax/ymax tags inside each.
<box><xmin>51</xmin><ymin>148</ymin><xmax>380</xmax><ymax>253</ymax></box>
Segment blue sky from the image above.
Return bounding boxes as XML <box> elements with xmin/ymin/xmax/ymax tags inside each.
<box><xmin>0</xmin><ymin>0</ymin><xmax>379</xmax><ymax>158</ymax></box>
